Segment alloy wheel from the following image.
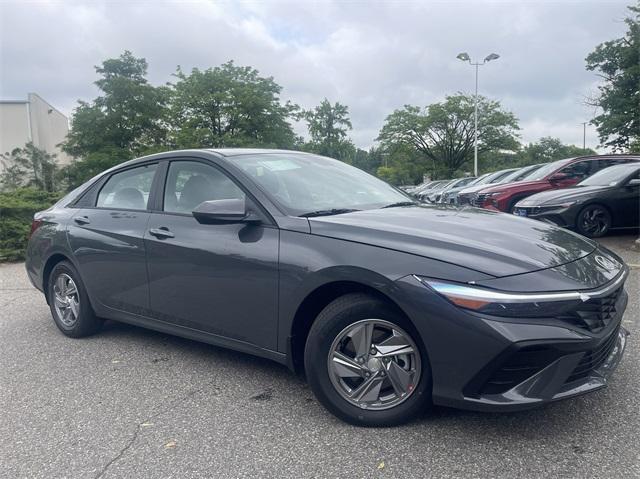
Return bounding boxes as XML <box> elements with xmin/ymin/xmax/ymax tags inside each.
<box><xmin>327</xmin><ymin>319</ymin><xmax>421</xmax><ymax>410</ymax></box>
<box><xmin>580</xmin><ymin>206</ymin><xmax>609</xmax><ymax>236</ymax></box>
<box><xmin>53</xmin><ymin>273</ymin><xmax>80</xmax><ymax>327</ymax></box>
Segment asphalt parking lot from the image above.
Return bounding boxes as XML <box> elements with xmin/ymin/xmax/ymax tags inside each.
<box><xmin>1</xmin><ymin>234</ymin><xmax>638</xmax><ymax>479</ymax></box>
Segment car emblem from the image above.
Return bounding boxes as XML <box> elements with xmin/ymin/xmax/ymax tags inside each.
<box><xmin>594</xmin><ymin>255</ymin><xmax>617</xmax><ymax>271</ymax></box>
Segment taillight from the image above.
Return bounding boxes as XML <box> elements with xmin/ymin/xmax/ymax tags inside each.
<box><xmin>29</xmin><ymin>219</ymin><xmax>43</xmax><ymax>239</ymax></box>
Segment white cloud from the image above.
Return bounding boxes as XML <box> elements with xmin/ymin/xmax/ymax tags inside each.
<box><xmin>0</xmin><ymin>0</ymin><xmax>630</xmax><ymax>150</ymax></box>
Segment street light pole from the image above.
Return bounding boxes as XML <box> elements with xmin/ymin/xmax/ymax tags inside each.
<box><xmin>474</xmin><ymin>62</ymin><xmax>479</xmax><ymax>177</ymax></box>
<box><xmin>457</xmin><ymin>52</ymin><xmax>500</xmax><ymax>177</ymax></box>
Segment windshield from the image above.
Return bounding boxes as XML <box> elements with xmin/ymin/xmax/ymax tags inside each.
<box><xmin>417</xmin><ymin>180</ymin><xmax>445</xmax><ymax>193</ymax></box>
<box><xmin>480</xmin><ymin>169</ymin><xmax>516</xmax><ymax>185</ymax></box>
<box><xmin>522</xmin><ymin>159</ymin><xmax>570</xmax><ymax>181</ymax></box>
<box><xmin>448</xmin><ymin>176</ymin><xmax>476</xmax><ymax>189</ymax></box>
<box><xmin>578</xmin><ymin>164</ymin><xmax>640</xmax><ymax>186</ymax></box>
<box><xmin>467</xmin><ymin>173</ymin><xmax>491</xmax><ymax>186</ymax></box>
<box><xmin>228</xmin><ymin>152</ymin><xmax>411</xmax><ymax>215</ymax></box>
<box><xmin>499</xmin><ymin>164</ymin><xmax>544</xmax><ymax>183</ymax></box>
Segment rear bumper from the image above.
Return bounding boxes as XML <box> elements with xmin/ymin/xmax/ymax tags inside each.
<box><xmin>394</xmin><ymin>274</ymin><xmax>629</xmax><ymax>412</ymax></box>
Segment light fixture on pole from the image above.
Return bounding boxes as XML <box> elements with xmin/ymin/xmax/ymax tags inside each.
<box><xmin>457</xmin><ymin>52</ymin><xmax>500</xmax><ymax>176</ymax></box>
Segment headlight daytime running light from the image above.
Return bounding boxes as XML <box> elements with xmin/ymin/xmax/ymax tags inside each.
<box><xmin>414</xmin><ymin>273</ymin><xmax>626</xmax><ymax>318</ymax></box>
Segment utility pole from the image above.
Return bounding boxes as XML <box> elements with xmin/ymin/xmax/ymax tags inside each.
<box><xmin>457</xmin><ymin>52</ymin><xmax>500</xmax><ymax>176</ymax></box>
<box><xmin>581</xmin><ymin>122</ymin><xmax>587</xmax><ymax>150</ymax></box>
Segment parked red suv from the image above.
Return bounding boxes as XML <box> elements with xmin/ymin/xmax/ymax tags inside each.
<box><xmin>474</xmin><ymin>155</ymin><xmax>640</xmax><ymax>212</ymax></box>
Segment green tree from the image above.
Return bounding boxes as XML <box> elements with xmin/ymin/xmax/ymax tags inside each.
<box><xmin>303</xmin><ymin>99</ymin><xmax>355</xmax><ymax>161</ymax></box>
<box><xmin>0</xmin><ymin>143</ymin><xmax>58</xmax><ymax>192</ymax></box>
<box><xmin>377</xmin><ymin>94</ymin><xmax>520</xmax><ymax>178</ymax></box>
<box><xmin>62</xmin><ymin>51</ymin><xmax>169</xmax><ymax>186</ymax></box>
<box><xmin>352</xmin><ymin>146</ymin><xmax>384</xmax><ymax>175</ymax></box>
<box><xmin>168</xmin><ymin>61</ymin><xmax>298</xmax><ymax>149</ymax></box>
<box><xmin>515</xmin><ymin>137</ymin><xmax>596</xmax><ymax>166</ymax></box>
<box><xmin>586</xmin><ymin>3</ymin><xmax>640</xmax><ymax>151</ymax></box>
<box><xmin>375</xmin><ymin>143</ymin><xmax>427</xmax><ymax>185</ymax></box>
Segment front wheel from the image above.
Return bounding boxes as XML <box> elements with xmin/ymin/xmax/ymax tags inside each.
<box><xmin>304</xmin><ymin>293</ymin><xmax>431</xmax><ymax>426</ymax></box>
<box><xmin>576</xmin><ymin>204</ymin><xmax>611</xmax><ymax>238</ymax></box>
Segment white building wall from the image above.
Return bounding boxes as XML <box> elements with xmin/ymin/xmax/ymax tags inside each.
<box><xmin>0</xmin><ymin>101</ymin><xmax>31</xmax><ymax>156</ymax></box>
<box><xmin>0</xmin><ymin>93</ymin><xmax>72</xmax><ymax>172</ymax></box>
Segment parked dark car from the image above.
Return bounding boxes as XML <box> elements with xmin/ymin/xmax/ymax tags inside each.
<box><xmin>26</xmin><ymin>149</ymin><xmax>629</xmax><ymax>426</ymax></box>
<box><xmin>456</xmin><ymin>168</ymin><xmax>519</xmax><ymax>205</ymax></box>
<box><xmin>474</xmin><ymin>155</ymin><xmax>640</xmax><ymax>212</ymax></box>
<box><xmin>514</xmin><ymin>163</ymin><xmax>640</xmax><ymax>237</ymax></box>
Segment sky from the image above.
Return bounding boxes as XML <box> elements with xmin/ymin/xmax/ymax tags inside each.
<box><xmin>0</xmin><ymin>0</ymin><xmax>632</xmax><ymax>151</ymax></box>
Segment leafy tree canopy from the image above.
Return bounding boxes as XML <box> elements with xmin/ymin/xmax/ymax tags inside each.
<box><xmin>586</xmin><ymin>3</ymin><xmax>640</xmax><ymax>151</ymax></box>
<box><xmin>63</xmin><ymin>51</ymin><xmax>169</xmax><ymax>160</ymax></box>
<box><xmin>302</xmin><ymin>99</ymin><xmax>355</xmax><ymax>161</ymax></box>
<box><xmin>377</xmin><ymin>94</ymin><xmax>520</xmax><ymax>178</ymax></box>
<box><xmin>168</xmin><ymin>61</ymin><xmax>298</xmax><ymax>149</ymax></box>
<box><xmin>515</xmin><ymin>137</ymin><xmax>596</xmax><ymax>166</ymax></box>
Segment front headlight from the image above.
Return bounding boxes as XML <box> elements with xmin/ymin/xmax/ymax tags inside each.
<box><xmin>414</xmin><ymin>276</ymin><xmax>585</xmax><ymax>318</ymax></box>
<box><xmin>540</xmin><ymin>201</ymin><xmax>578</xmax><ymax>209</ymax></box>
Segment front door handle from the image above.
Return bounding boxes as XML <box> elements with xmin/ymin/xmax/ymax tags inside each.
<box><xmin>74</xmin><ymin>216</ymin><xmax>90</xmax><ymax>225</ymax></box>
<box><xmin>149</xmin><ymin>227</ymin><xmax>175</xmax><ymax>239</ymax></box>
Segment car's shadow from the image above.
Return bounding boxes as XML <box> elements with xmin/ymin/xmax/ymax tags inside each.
<box><xmin>96</xmin><ymin>319</ymin><xmax>619</xmax><ymax>439</ymax></box>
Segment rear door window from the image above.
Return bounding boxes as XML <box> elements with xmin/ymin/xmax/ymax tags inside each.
<box><xmin>96</xmin><ymin>164</ymin><xmax>158</xmax><ymax>210</ymax></box>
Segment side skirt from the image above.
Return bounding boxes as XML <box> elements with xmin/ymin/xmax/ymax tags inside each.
<box><xmin>100</xmin><ymin>307</ymin><xmax>288</xmax><ymax>366</ymax></box>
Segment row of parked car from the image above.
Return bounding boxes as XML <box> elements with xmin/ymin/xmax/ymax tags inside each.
<box><xmin>403</xmin><ymin>154</ymin><xmax>640</xmax><ymax>237</ymax></box>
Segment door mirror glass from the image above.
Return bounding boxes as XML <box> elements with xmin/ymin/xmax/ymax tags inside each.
<box><xmin>549</xmin><ymin>172</ymin><xmax>569</xmax><ymax>182</ymax></box>
<box><xmin>192</xmin><ymin>198</ymin><xmax>258</xmax><ymax>224</ymax></box>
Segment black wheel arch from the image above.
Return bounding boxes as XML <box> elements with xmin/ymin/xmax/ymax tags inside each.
<box><xmin>288</xmin><ymin>279</ymin><xmax>417</xmax><ymax>376</ymax></box>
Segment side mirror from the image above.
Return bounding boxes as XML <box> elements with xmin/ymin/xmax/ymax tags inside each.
<box><xmin>192</xmin><ymin>198</ymin><xmax>260</xmax><ymax>224</ymax></box>
<box><xmin>549</xmin><ymin>172</ymin><xmax>569</xmax><ymax>183</ymax></box>
<box><xmin>627</xmin><ymin>178</ymin><xmax>640</xmax><ymax>187</ymax></box>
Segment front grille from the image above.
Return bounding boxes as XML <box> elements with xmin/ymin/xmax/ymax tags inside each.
<box><xmin>480</xmin><ymin>346</ymin><xmax>560</xmax><ymax>395</ymax></box>
<box><xmin>458</xmin><ymin>194</ymin><xmax>472</xmax><ymax>205</ymax></box>
<box><xmin>471</xmin><ymin>193</ymin><xmax>488</xmax><ymax>207</ymax></box>
<box><xmin>556</xmin><ymin>287</ymin><xmax>622</xmax><ymax>333</ymax></box>
<box><xmin>565</xmin><ymin>327</ymin><xmax>620</xmax><ymax>383</ymax></box>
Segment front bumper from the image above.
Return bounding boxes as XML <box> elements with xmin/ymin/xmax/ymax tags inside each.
<box><xmin>395</xmin><ymin>273</ymin><xmax>629</xmax><ymax>412</ymax></box>
<box><xmin>512</xmin><ymin>204</ymin><xmax>577</xmax><ymax>228</ymax></box>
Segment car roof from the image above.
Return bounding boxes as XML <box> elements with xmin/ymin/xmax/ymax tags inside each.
<box><xmin>206</xmin><ymin>148</ymin><xmax>305</xmax><ymax>157</ymax></box>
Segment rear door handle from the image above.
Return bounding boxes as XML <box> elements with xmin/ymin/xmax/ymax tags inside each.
<box><xmin>74</xmin><ymin>216</ymin><xmax>90</xmax><ymax>225</ymax></box>
<box><xmin>149</xmin><ymin>227</ymin><xmax>174</xmax><ymax>239</ymax></box>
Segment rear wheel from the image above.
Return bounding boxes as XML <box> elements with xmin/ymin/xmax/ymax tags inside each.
<box><xmin>304</xmin><ymin>293</ymin><xmax>431</xmax><ymax>426</ymax></box>
<box><xmin>576</xmin><ymin>204</ymin><xmax>611</xmax><ymax>238</ymax></box>
<box><xmin>47</xmin><ymin>261</ymin><xmax>102</xmax><ymax>337</ymax></box>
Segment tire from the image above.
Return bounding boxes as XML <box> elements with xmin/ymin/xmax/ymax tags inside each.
<box><xmin>576</xmin><ymin>204</ymin><xmax>611</xmax><ymax>238</ymax></box>
<box><xmin>304</xmin><ymin>293</ymin><xmax>432</xmax><ymax>426</ymax></box>
<box><xmin>47</xmin><ymin>261</ymin><xmax>103</xmax><ymax>338</ymax></box>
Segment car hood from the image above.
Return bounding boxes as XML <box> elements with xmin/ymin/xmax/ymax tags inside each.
<box><xmin>516</xmin><ymin>185</ymin><xmax>610</xmax><ymax>206</ymax></box>
<box><xmin>307</xmin><ymin>206</ymin><xmax>597</xmax><ymax>278</ymax></box>
<box><xmin>442</xmin><ymin>185</ymin><xmax>468</xmax><ymax>195</ymax></box>
<box><xmin>457</xmin><ymin>184</ymin><xmax>496</xmax><ymax>195</ymax></box>
<box><xmin>480</xmin><ymin>179</ymin><xmax>546</xmax><ymax>194</ymax></box>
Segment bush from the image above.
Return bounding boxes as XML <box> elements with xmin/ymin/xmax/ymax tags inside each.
<box><xmin>0</xmin><ymin>188</ymin><xmax>62</xmax><ymax>262</ymax></box>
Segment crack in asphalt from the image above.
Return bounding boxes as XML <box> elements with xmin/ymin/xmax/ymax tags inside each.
<box><xmin>93</xmin><ymin>384</ymin><xmax>211</xmax><ymax>479</ymax></box>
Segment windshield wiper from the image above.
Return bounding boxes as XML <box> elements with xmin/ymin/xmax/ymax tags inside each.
<box><xmin>300</xmin><ymin>208</ymin><xmax>361</xmax><ymax>218</ymax></box>
<box><xmin>381</xmin><ymin>201</ymin><xmax>418</xmax><ymax>208</ymax></box>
